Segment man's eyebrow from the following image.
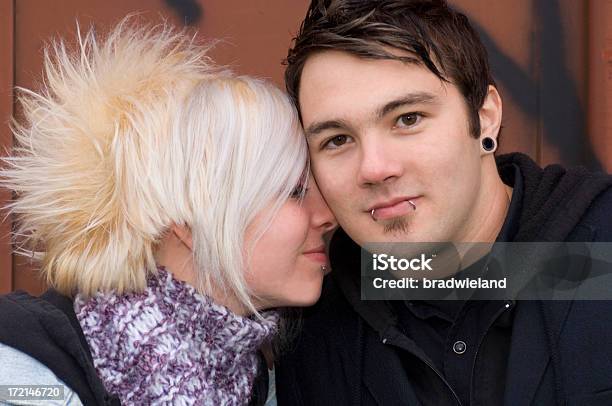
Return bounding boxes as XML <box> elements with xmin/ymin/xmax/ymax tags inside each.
<box><xmin>305</xmin><ymin>119</ymin><xmax>351</xmax><ymax>139</ymax></box>
<box><xmin>304</xmin><ymin>92</ymin><xmax>437</xmax><ymax>138</ymax></box>
<box><xmin>376</xmin><ymin>92</ymin><xmax>438</xmax><ymax>119</ymax></box>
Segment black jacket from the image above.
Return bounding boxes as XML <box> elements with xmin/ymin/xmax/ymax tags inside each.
<box><xmin>0</xmin><ymin>290</ymin><xmax>270</xmax><ymax>406</ymax></box>
<box><xmin>0</xmin><ymin>290</ymin><xmax>121</xmax><ymax>405</ymax></box>
<box><xmin>275</xmin><ymin>153</ymin><xmax>612</xmax><ymax>406</ymax></box>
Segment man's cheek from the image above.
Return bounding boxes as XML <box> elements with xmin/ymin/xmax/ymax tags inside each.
<box><xmin>314</xmin><ymin>170</ymin><xmax>344</xmax><ymax>191</ymax></box>
<box><xmin>318</xmin><ymin>188</ymin><xmax>348</xmax><ymax>215</ymax></box>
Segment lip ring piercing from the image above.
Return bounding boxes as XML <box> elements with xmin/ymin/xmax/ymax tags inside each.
<box><xmin>371</xmin><ymin>200</ymin><xmax>416</xmax><ymax>221</ymax></box>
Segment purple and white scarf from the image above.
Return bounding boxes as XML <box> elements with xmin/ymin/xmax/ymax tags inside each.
<box><xmin>74</xmin><ymin>267</ymin><xmax>278</xmax><ymax>405</ymax></box>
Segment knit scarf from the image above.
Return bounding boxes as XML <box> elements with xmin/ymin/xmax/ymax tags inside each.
<box><xmin>73</xmin><ymin>268</ymin><xmax>278</xmax><ymax>405</ymax></box>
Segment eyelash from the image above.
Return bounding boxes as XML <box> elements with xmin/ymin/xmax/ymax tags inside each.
<box><xmin>290</xmin><ymin>184</ymin><xmax>308</xmax><ymax>199</ymax></box>
<box><xmin>393</xmin><ymin>112</ymin><xmax>425</xmax><ymax>129</ymax></box>
<box><xmin>321</xmin><ymin>134</ymin><xmax>352</xmax><ymax>151</ymax></box>
<box><xmin>319</xmin><ymin>111</ymin><xmax>426</xmax><ymax>151</ymax></box>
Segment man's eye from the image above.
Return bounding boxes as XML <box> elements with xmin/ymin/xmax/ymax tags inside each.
<box><xmin>395</xmin><ymin>113</ymin><xmax>422</xmax><ymax>128</ymax></box>
<box><xmin>323</xmin><ymin>134</ymin><xmax>351</xmax><ymax>150</ymax></box>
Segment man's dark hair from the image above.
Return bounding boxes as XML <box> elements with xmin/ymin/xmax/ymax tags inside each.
<box><xmin>285</xmin><ymin>0</ymin><xmax>496</xmax><ymax>138</ymax></box>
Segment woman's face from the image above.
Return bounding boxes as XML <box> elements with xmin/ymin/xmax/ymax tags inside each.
<box><xmin>245</xmin><ymin>176</ymin><xmax>337</xmax><ymax>309</ymax></box>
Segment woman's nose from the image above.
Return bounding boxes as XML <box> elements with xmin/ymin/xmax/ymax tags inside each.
<box><xmin>306</xmin><ymin>179</ymin><xmax>337</xmax><ymax>232</ymax></box>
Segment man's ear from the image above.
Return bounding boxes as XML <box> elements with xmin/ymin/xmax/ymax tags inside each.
<box><xmin>478</xmin><ymin>85</ymin><xmax>503</xmax><ymax>142</ymax></box>
<box><xmin>171</xmin><ymin>224</ymin><xmax>193</xmax><ymax>250</ymax></box>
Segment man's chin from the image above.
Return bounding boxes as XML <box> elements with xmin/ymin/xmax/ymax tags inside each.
<box><xmin>381</xmin><ymin>216</ymin><xmax>413</xmax><ymax>236</ymax></box>
<box><xmin>353</xmin><ymin>228</ymin><xmax>419</xmax><ymax>245</ymax></box>
<box><xmin>344</xmin><ymin>216</ymin><xmax>430</xmax><ymax>246</ymax></box>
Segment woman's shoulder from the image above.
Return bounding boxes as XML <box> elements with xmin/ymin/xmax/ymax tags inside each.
<box><xmin>0</xmin><ymin>342</ymin><xmax>83</xmax><ymax>405</ymax></box>
<box><xmin>0</xmin><ymin>290</ymin><xmax>115</xmax><ymax>405</ymax></box>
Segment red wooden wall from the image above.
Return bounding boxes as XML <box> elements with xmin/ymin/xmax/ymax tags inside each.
<box><xmin>1</xmin><ymin>0</ymin><xmax>610</xmax><ymax>294</ymax></box>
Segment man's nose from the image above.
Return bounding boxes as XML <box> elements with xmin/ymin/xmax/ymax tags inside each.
<box><xmin>357</xmin><ymin>136</ymin><xmax>403</xmax><ymax>186</ymax></box>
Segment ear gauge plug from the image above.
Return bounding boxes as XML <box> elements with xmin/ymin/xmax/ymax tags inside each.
<box><xmin>481</xmin><ymin>136</ymin><xmax>497</xmax><ymax>153</ymax></box>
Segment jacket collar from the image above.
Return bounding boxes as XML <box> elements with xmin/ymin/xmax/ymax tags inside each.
<box><xmin>0</xmin><ymin>290</ymin><xmax>119</xmax><ymax>405</ymax></box>
<box><xmin>329</xmin><ymin>153</ymin><xmax>611</xmax><ymax>405</ymax></box>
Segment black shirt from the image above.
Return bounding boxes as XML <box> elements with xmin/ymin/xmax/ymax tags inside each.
<box><xmin>392</xmin><ymin>164</ymin><xmax>523</xmax><ymax>405</ymax></box>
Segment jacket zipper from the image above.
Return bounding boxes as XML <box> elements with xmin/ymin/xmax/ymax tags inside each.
<box><xmin>384</xmin><ymin>336</ymin><xmax>463</xmax><ymax>406</ymax></box>
<box><xmin>468</xmin><ymin>301</ymin><xmax>513</xmax><ymax>405</ymax></box>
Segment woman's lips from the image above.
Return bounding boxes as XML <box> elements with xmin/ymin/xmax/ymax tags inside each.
<box><xmin>303</xmin><ymin>245</ymin><xmax>328</xmax><ymax>264</ymax></box>
<box><xmin>303</xmin><ymin>252</ymin><xmax>328</xmax><ymax>263</ymax></box>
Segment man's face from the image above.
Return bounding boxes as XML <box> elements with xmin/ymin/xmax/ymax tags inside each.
<box><xmin>299</xmin><ymin>51</ymin><xmax>487</xmax><ymax>246</ymax></box>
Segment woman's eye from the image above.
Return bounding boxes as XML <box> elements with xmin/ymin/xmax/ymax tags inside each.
<box><xmin>395</xmin><ymin>113</ymin><xmax>422</xmax><ymax>128</ymax></box>
<box><xmin>290</xmin><ymin>184</ymin><xmax>308</xmax><ymax>199</ymax></box>
<box><xmin>323</xmin><ymin>134</ymin><xmax>351</xmax><ymax>150</ymax></box>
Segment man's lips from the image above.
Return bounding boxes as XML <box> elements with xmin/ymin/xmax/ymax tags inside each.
<box><xmin>303</xmin><ymin>245</ymin><xmax>328</xmax><ymax>264</ymax></box>
<box><xmin>368</xmin><ymin>196</ymin><xmax>419</xmax><ymax>221</ymax></box>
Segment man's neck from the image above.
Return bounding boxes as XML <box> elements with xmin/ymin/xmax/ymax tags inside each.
<box><xmin>459</xmin><ymin>157</ymin><xmax>512</xmax><ymax>244</ymax></box>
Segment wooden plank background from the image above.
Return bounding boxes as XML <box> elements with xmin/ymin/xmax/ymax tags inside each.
<box><xmin>1</xmin><ymin>0</ymin><xmax>610</xmax><ymax>295</ymax></box>
<box><xmin>0</xmin><ymin>0</ymin><xmax>14</xmax><ymax>294</ymax></box>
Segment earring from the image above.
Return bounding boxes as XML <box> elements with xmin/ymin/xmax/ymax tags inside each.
<box><xmin>481</xmin><ymin>136</ymin><xmax>497</xmax><ymax>153</ymax></box>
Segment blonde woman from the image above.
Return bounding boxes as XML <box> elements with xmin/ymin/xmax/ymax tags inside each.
<box><xmin>0</xmin><ymin>20</ymin><xmax>335</xmax><ymax>405</ymax></box>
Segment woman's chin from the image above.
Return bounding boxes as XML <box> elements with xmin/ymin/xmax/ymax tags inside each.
<box><xmin>270</xmin><ymin>283</ymin><xmax>324</xmax><ymax>309</ymax></box>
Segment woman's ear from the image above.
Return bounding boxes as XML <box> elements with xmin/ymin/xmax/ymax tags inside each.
<box><xmin>171</xmin><ymin>224</ymin><xmax>193</xmax><ymax>250</ymax></box>
<box><xmin>478</xmin><ymin>85</ymin><xmax>503</xmax><ymax>141</ymax></box>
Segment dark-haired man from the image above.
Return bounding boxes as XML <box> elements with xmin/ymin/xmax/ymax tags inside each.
<box><xmin>275</xmin><ymin>1</ymin><xmax>612</xmax><ymax>405</ymax></box>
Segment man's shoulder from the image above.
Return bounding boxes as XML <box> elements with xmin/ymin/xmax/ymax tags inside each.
<box><xmin>575</xmin><ymin>183</ymin><xmax>612</xmax><ymax>241</ymax></box>
<box><xmin>275</xmin><ymin>275</ymin><xmax>367</xmax><ymax>405</ymax></box>
<box><xmin>301</xmin><ymin>274</ymin><xmax>357</xmax><ymax>331</ymax></box>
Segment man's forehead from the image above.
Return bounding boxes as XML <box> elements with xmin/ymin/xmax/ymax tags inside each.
<box><xmin>299</xmin><ymin>51</ymin><xmax>448</xmax><ymax>127</ymax></box>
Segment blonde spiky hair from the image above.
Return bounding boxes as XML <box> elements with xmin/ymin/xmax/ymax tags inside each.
<box><xmin>2</xmin><ymin>18</ymin><xmax>308</xmax><ymax>311</ymax></box>
<box><xmin>2</xmin><ymin>18</ymin><xmax>220</xmax><ymax>296</ymax></box>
